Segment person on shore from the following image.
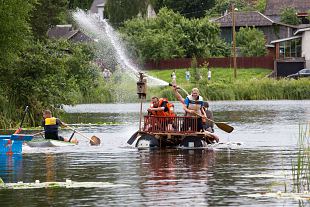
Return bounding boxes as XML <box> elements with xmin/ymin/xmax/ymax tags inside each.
<box><xmin>171</xmin><ymin>70</ymin><xmax>176</xmax><ymax>84</ymax></box>
<box><xmin>42</xmin><ymin>110</ymin><xmax>78</xmax><ymax>143</ymax></box>
<box><xmin>185</xmin><ymin>69</ymin><xmax>190</xmax><ymax>81</ymax></box>
<box><xmin>207</xmin><ymin>68</ymin><xmax>211</xmax><ymax>81</ymax></box>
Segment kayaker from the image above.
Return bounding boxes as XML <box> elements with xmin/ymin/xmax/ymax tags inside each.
<box><xmin>42</xmin><ymin>110</ymin><xmax>78</xmax><ymax>144</ymax></box>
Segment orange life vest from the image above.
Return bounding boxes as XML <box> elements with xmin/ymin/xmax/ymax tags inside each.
<box><xmin>149</xmin><ymin>98</ymin><xmax>175</xmax><ymax>117</ymax></box>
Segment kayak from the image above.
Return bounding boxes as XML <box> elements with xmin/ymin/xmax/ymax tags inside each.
<box><xmin>26</xmin><ymin>139</ymin><xmax>77</xmax><ymax>148</ymax></box>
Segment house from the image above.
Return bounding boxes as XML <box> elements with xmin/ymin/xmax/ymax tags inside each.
<box><xmin>264</xmin><ymin>0</ymin><xmax>310</xmax><ymax>23</ymax></box>
<box><xmin>294</xmin><ymin>27</ymin><xmax>310</xmax><ymax>68</ymax></box>
<box><xmin>212</xmin><ymin>11</ymin><xmax>297</xmax><ymax>45</ymax></box>
<box><xmin>89</xmin><ymin>0</ymin><xmax>156</xmax><ymax>20</ymax></box>
<box><xmin>90</xmin><ymin>0</ymin><xmax>106</xmax><ymax>21</ymax></box>
<box><xmin>47</xmin><ymin>25</ymin><xmax>92</xmax><ymax>42</ymax></box>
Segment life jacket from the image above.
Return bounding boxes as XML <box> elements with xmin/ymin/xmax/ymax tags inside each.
<box><xmin>185</xmin><ymin>95</ymin><xmax>204</xmax><ymax>116</ymax></box>
<box><xmin>149</xmin><ymin>98</ymin><xmax>175</xmax><ymax>117</ymax></box>
<box><xmin>43</xmin><ymin>117</ymin><xmax>59</xmax><ymax>134</ymax></box>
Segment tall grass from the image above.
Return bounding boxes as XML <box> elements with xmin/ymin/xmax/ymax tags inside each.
<box><xmin>147</xmin><ymin>68</ymin><xmax>310</xmax><ymax>101</ymax></box>
<box><xmin>291</xmin><ymin>123</ymin><xmax>310</xmax><ymax>193</ymax></box>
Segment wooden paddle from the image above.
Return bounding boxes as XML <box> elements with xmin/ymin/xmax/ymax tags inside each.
<box><xmin>193</xmin><ymin>112</ymin><xmax>234</xmax><ymax>133</ymax></box>
<box><xmin>14</xmin><ymin>106</ymin><xmax>29</xmax><ymax>134</ymax></box>
<box><xmin>67</xmin><ymin>126</ymin><xmax>101</xmax><ymax>146</ymax></box>
<box><xmin>127</xmin><ymin>130</ymin><xmax>139</xmax><ymax>145</ymax></box>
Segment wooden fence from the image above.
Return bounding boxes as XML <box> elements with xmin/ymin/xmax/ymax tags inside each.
<box><xmin>144</xmin><ymin>56</ymin><xmax>274</xmax><ymax>70</ymax></box>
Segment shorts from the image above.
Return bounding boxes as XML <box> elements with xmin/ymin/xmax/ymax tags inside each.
<box><xmin>45</xmin><ymin>133</ymin><xmax>64</xmax><ymax>141</ymax></box>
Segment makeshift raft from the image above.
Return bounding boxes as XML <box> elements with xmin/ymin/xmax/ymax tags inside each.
<box><xmin>0</xmin><ymin>134</ymin><xmax>33</xmax><ymax>155</ymax></box>
<box><xmin>128</xmin><ymin>116</ymin><xmax>218</xmax><ymax>149</ymax></box>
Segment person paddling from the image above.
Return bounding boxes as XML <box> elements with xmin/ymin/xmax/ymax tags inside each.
<box><xmin>42</xmin><ymin>110</ymin><xmax>78</xmax><ymax>144</ymax></box>
<box><xmin>172</xmin><ymin>85</ymin><xmax>220</xmax><ymax>142</ymax></box>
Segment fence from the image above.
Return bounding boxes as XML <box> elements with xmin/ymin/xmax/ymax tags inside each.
<box><xmin>144</xmin><ymin>56</ymin><xmax>274</xmax><ymax>70</ymax></box>
<box><xmin>143</xmin><ymin>116</ymin><xmax>199</xmax><ymax>133</ymax></box>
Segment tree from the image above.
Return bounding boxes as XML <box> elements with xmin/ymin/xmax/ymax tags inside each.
<box><xmin>104</xmin><ymin>0</ymin><xmax>149</xmax><ymax>28</ymax></box>
<box><xmin>68</xmin><ymin>0</ymin><xmax>93</xmax><ymax>10</ymax></box>
<box><xmin>206</xmin><ymin>0</ymin><xmax>254</xmax><ymax>16</ymax></box>
<box><xmin>30</xmin><ymin>0</ymin><xmax>68</xmax><ymax>40</ymax></box>
<box><xmin>152</xmin><ymin>0</ymin><xmax>215</xmax><ymax>18</ymax></box>
<box><xmin>0</xmin><ymin>0</ymin><xmax>35</xmax><ymax>75</ymax></box>
<box><xmin>255</xmin><ymin>0</ymin><xmax>266</xmax><ymax>13</ymax></box>
<box><xmin>120</xmin><ymin>8</ymin><xmax>229</xmax><ymax>62</ymax></box>
<box><xmin>280</xmin><ymin>8</ymin><xmax>301</xmax><ymax>25</ymax></box>
<box><xmin>5</xmin><ymin>40</ymin><xmax>100</xmax><ymax>124</ymax></box>
<box><xmin>236</xmin><ymin>27</ymin><xmax>267</xmax><ymax>57</ymax></box>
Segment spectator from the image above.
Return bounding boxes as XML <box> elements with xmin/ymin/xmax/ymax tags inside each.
<box><xmin>207</xmin><ymin>67</ymin><xmax>211</xmax><ymax>81</ymax></box>
<box><xmin>185</xmin><ymin>69</ymin><xmax>190</xmax><ymax>81</ymax></box>
<box><xmin>171</xmin><ymin>70</ymin><xmax>176</xmax><ymax>84</ymax></box>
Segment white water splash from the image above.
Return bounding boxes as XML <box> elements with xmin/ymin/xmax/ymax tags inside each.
<box><xmin>72</xmin><ymin>9</ymin><xmax>168</xmax><ymax>87</ymax></box>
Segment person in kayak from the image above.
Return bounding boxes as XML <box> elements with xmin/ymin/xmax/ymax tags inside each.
<box><xmin>42</xmin><ymin>110</ymin><xmax>78</xmax><ymax>143</ymax></box>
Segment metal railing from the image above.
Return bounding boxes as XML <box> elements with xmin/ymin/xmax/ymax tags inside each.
<box><xmin>143</xmin><ymin>116</ymin><xmax>198</xmax><ymax>133</ymax></box>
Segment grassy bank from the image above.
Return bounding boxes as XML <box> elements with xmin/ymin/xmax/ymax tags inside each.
<box><xmin>146</xmin><ymin>67</ymin><xmax>310</xmax><ymax>101</ymax></box>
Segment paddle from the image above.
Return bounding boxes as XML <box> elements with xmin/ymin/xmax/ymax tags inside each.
<box><xmin>14</xmin><ymin>106</ymin><xmax>29</xmax><ymax>134</ymax></box>
<box><xmin>67</xmin><ymin>126</ymin><xmax>101</xmax><ymax>146</ymax></box>
<box><xmin>193</xmin><ymin>112</ymin><xmax>234</xmax><ymax>133</ymax></box>
<box><xmin>127</xmin><ymin>130</ymin><xmax>140</xmax><ymax>145</ymax></box>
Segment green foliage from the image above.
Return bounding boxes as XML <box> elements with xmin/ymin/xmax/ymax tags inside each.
<box><xmin>30</xmin><ymin>0</ymin><xmax>68</xmax><ymax>40</ymax></box>
<box><xmin>152</xmin><ymin>0</ymin><xmax>215</xmax><ymax>18</ymax></box>
<box><xmin>120</xmin><ymin>8</ymin><xmax>229</xmax><ymax>62</ymax></box>
<box><xmin>236</xmin><ymin>27</ymin><xmax>267</xmax><ymax>57</ymax></box>
<box><xmin>0</xmin><ymin>0</ymin><xmax>35</xmax><ymax>74</ymax></box>
<box><xmin>280</xmin><ymin>8</ymin><xmax>301</xmax><ymax>25</ymax></box>
<box><xmin>308</xmin><ymin>10</ymin><xmax>310</xmax><ymax>22</ymax></box>
<box><xmin>206</xmin><ymin>0</ymin><xmax>254</xmax><ymax>16</ymax></box>
<box><xmin>2</xmin><ymin>40</ymin><xmax>102</xmax><ymax>126</ymax></box>
<box><xmin>68</xmin><ymin>0</ymin><xmax>93</xmax><ymax>10</ymax></box>
<box><xmin>104</xmin><ymin>0</ymin><xmax>148</xmax><ymax>28</ymax></box>
<box><xmin>255</xmin><ymin>0</ymin><xmax>266</xmax><ymax>13</ymax></box>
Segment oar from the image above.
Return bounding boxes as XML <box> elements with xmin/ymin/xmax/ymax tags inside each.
<box><xmin>127</xmin><ymin>130</ymin><xmax>139</xmax><ymax>145</ymax></box>
<box><xmin>67</xmin><ymin>126</ymin><xmax>101</xmax><ymax>146</ymax></box>
<box><xmin>193</xmin><ymin>112</ymin><xmax>234</xmax><ymax>133</ymax></box>
<box><xmin>14</xmin><ymin>106</ymin><xmax>29</xmax><ymax>134</ymax></box>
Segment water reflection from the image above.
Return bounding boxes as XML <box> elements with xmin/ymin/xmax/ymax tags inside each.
<box><xmin>0</xmin><ymin>154</ymin><xmax>23</xmax><ymax>182</ymax></box>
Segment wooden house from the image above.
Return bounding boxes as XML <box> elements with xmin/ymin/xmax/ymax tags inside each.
<box><xmin>212</xmin><ymin>11</ymin><xmax>296</xmax><ymax>44</ymax></box>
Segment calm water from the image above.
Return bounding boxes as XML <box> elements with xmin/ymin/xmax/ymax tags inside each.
<box><xmin>0</xmin><ymin>100</ymin><xmax>309</xmax><ymax>206</ymax></box>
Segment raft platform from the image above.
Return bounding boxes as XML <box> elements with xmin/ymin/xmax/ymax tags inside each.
<box><xmin>0</xmin><ymin>134</ymin><xmax>33</xmax><ymax>155</ymax></box>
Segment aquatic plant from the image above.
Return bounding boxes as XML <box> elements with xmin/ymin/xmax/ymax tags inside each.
<box><xmin>291</xmin><ymin>123</ymin><xmax>310</xmax><ymax>193</ymax></box>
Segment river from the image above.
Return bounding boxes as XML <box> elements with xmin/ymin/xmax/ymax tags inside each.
<box><xmin>0</xmin><ymin>100</ymin><xmax>309</xmax><ymax>206</ymax></box>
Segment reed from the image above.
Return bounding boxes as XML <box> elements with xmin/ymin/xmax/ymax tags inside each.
<box><xmin>291</xmin><ymin>123</ymin><xmax>310</xmax><ymax>193</ymax></box>
<box><xmin>147</xmin><ymin>68</ymin><xmax>310</xmax><ymax>101</ymax></box>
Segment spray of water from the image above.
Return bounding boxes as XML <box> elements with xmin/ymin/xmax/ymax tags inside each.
<box><xmin>72</xmin><ymin>9</ymin><xmax>168</xmax><ymax>87</ymax></box>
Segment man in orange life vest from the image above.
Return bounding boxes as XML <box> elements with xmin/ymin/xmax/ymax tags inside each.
<box><xmin>147</xmin><ymin>97</ymin><xmax>175</xmax><ymax>131</ymax></box>
<box><xmin>42</xmin><ymin>110</ymin><xmax>78</xmax><ymax>143</ymax></box>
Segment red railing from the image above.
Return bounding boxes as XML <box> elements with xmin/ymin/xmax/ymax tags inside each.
<box><xmin>143</xmin><ymin>116</ymin><xmax>198</xmax><ymax>133</ymax></box>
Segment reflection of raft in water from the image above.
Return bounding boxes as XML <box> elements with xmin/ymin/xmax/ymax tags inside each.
<box><xmin>26</xmin><ymin>139</ymin><xmax>77</xmax><ymax>147</ymax></box>
<box><xmin>128</xmin><ymin>116</ymin><xmax>221</xmax><ymax>149</ymax></box>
